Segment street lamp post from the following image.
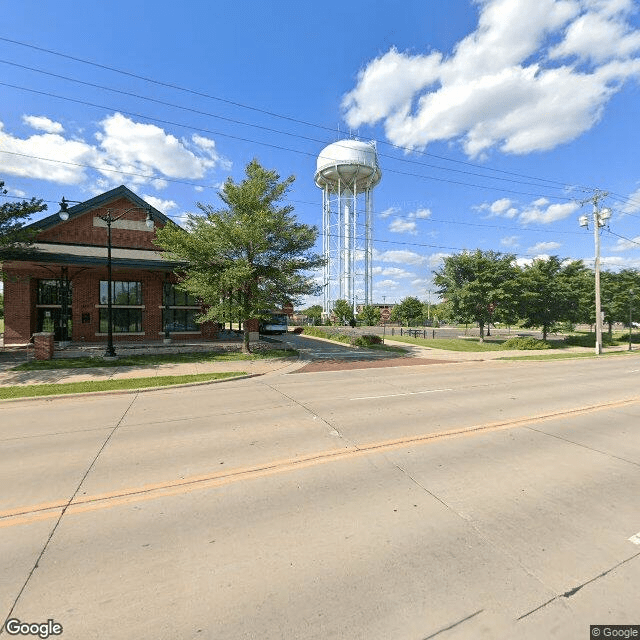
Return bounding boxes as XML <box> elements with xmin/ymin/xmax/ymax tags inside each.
<box><xmin>59</xmin><ymin>199</ymin><xmax>153</xmax><ymax>358</ymax></box>
<box><xmin>629</xmin><ymin>289</ymin><xmax>634</xmax><ymax>352</ymax></box>
<box><xmin>579</xmin><ymin>192</ymin><xmax>611</xmax><ymax>355</ymax></box>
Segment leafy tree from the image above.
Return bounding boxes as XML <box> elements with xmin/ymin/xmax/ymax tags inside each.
<box><xmin>390</xmin><ymin>296</ymin><xmax>424</xmax><ymax>326</ymax></box>
<box><xmin>601</xmin><ymin>269</ymin><xmax>640</xmax><ymax>332</ymax></box>
<box><xmin>154</xmin><ymin>160</ymin><xmax>324</xmax><ymax>351</ymax></box>
<box><xmin>303</xmin><ymin>304</ymin><xmax>323</xmax><ymax>325</ymax></box>
<box><xmin>332</xmin><ymin>299</ymin><xmax>354</xmax><ymax>325</ymax></box>
<box><xmin>0</xmin><ymin>180</ymin><xmax>47</xmax><ymax>265</ymax></box>
<box><xmin>434</xmin><ymin>250</ymin><xmax>519</xmax><ymax>341</ymax></box>
<box><xmin>517</xmin><ymin>257</ymin><xmax>591</xmax><ymax>340</ymax></box>
<box><xmin>357</xmin><ymin>304</ymin><xmax>381</xmax><ymax>326</ymax></box>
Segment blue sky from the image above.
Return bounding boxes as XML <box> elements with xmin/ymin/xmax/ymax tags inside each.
<box><xmin>2</xmin><ymin>0</ymin><xmax>640</xmax><ymax>306</ymax></box>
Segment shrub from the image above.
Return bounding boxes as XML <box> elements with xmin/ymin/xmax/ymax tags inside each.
<box><xmin>502</xmin><ymin>336</ymin><xmax>551</xmax><ymax>350</ymax></box>
<box><xmin>292</xmin><ymin>326</ymin><xmax>304</xmax><ymax>334</ymax></box>
<box><xmin>353</xmin><ymin>334</ymin><xmax>382</xmax><ymax>347</ymax></box>
<box><xmin>564</xmin><ymin>332</ymin><xmax>615</xmax><ymax>347</ymax></box>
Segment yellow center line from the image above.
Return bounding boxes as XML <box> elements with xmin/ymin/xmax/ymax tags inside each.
<box><xmin>2</xmin><ymin>396</ymin><xmax>638</xmax><ymax>528</ymax></box>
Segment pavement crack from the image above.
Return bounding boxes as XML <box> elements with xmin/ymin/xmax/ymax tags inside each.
<box><xmin>390</xmin><ymin>461</ymin><xmax>560</xmax><ymax>606</ymax></box>
<box><xmin>421</xmin><ymin>609</ymin><xmax>484</xmax><ymax>639</ymax></box>
<box><xmin>517</xmin><ymin>551</ymin><xmax>640</xmax><ymax>621</ymax></box>
<box><xmin>1</xmin><ymin>393</ymin><xmax>140</xmax><ymax>630</ymax></box>
<box><xmin>259</xmin><ymin>382</ymin><xmax>358</xmax><ymax>450</ymax></box>
<box><xmin>526</xmin><ymin>426</ymin><xmax>640</xmax><ymax>468</ymax></box>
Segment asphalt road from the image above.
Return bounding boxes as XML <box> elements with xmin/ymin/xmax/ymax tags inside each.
<box><xmin>1</xmin><ymin>355</ymin><xmax>639</xmax><ymax>639</ymax></box>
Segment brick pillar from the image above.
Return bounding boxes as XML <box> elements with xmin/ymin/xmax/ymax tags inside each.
<box><xmin>245</xmin><ymin>318</ymin><xmax>260</xmax><ymax>344</ymax></box>
<box><xmin>34</xmin><ymin>332</ymin><xmax>55</xmax><ymax>360</ymax></box>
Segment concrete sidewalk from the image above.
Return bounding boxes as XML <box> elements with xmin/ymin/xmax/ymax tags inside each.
<box><xmin>0</xmin><ymin>339</ymin><xmax>303</xmax><ymax>389</ymax></box>
<box><xmin>0</xmin><ymin>336</ymin><xmax>635</xmax><ymax>390</ymax></box>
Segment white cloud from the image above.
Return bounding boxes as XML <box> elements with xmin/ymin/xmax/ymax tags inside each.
<box><xmin>611</xmin><ymin>235</ymin><xmax>640</xmax><ymax>251</ymax></box>
<box><xmin>0</xmin><ymin>113</ymin><xmax>230</xmax><ymax>190</ymax></box>
<box><xmin>22</xmin><ymin>115</ymin><xmax>64</xmax><ymax>134</ymax></box>
<box><xmin>550</xmin><ymin>1</ymin><xmax>640</xmax><ymax>63</ymax></box>
<box><xmin>0</xmin><ymin>121</ymin><xmax>98</xmax><ymax>184</ymax></box>
<box><xmin>376</xmin><ymin>279</ymin><xmax>400</xmax><ymax>288</ymax></box>
<box><xmin>410</xmin><ymin>208</ymin><xmax>432</xmax><ymax>219</ymax></box>
<box><xmin>142</xmin><ymin>195</ymin><xmax>178</xmax><ymax>212</ymax></box>
<box><xmin>379</xmin><ymin>206</ymin><xmax>400</xmax><ymax>219</ymax></box>
<box><xmin>374</xmin><ymin>249</ymin><xmax>428</xmax><ymax>265</ymax></box>
<box><xmin>343</xmin><ymin>0</ymin><xmax>640</xmax><ymax>157</ymax></box>
<box><xmin>528</xmin><ymin>241</ymin><xmax>562</xmax><ymax>252</ymax></box>
<box><xmin>389</xmin><ymin>218</ymin><xmax>417</xmax><ymax>234</ymax></box>
<box><xmin>519</xmin><ymin>201</ymin><xmax>580</xmax><ymax>223</ymax></box>
<box><xmin>372</xmin><ymin>266</ymin><xmax>414</xmax><ymax>278</ymax></box>
<box><xmin>621</xmin><ymin>187</ymin><xmax>640</xmax><ymax>214</ymax></box>
<box><xmin>501</xmin><ymin>235</ymin><xmax>520</xmax><ymax>247</ymax></box>
<box><xmin>476</xmin><ymin>196</ymin><xmax>580</xmax><ymax>224</ymax></box>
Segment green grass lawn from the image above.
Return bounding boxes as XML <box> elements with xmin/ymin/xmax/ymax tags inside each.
<box><xmin>386</xmin><ymin>336</ymin><xmax>508</xmax><ymax>352</ymax></box>
<box><xmin>499</xmin><ymin>350</ymin><xmax>637</xmax><ymax>361</ymax></box>
<box><xmin>12</xmin><ymin>348</ymin><xmax>298</xmax><ymax>371</ymax></box>
<box><xmin>0</xmin><ymin>372</ymin><xmax>246</xmax><ymax>400</ymax></box>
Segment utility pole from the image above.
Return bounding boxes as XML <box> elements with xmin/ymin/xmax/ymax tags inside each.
<box><xmin>579</xmin><ymin>190</ymin><xmax>612</xmax><ymax>355</ymax></box>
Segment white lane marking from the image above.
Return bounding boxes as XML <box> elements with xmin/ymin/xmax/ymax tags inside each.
<box><xmin>629</xmin><ymin>369</ymin><xmax>640</xmax><ymax>373</ymax></box>
<box><xmin>629</xmin><ymin>532</ymin><xmax>640</xmax><ymax>545</ymax></box>
<box><xmin>350</xmin><ymin>389</ymin><xmax>453</xmax><ymax>401</ymax></box>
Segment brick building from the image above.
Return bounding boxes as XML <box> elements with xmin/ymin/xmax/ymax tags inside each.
<box><xmin>2</xmin><ymin>185</ymin><xmax>218</xmax><ymax>345</ymax></box>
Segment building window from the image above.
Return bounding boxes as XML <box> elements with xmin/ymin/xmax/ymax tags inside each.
<box><xmin>99</xmin><ymin>281</ymin><xmax>142</xmax><ymax>305</ymax></box>
<box><xmin>36</xmin><ymin>279</ymin><xmax>73</xmax><ymax>340</ymax></box>
<box><xmin>163</xmin><ymin>284</ymin><xmax>200</xmax><ymax>332</ymax></box>
<box><xmin>99</xmin><ymin>308</ymin><xmax>143</xmax><ymax>333</ymax></box>
<box><xmin>99</xmin><ymin>281</ymin><xmax>143</xmax><ymax>333</ymax></box>
<box><xmin>163</xmin><ymin>285</ymin><xmax>197</xmax><ymax>306</ymax></box>
<box><xmin>37</xmin><ymin>279</ymin><xmax>73</xmax><ymax>305</ymax></box>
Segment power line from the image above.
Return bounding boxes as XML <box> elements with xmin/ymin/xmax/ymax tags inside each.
<box><xmin>0</xmin><ymin>36</ymin><xmax>588</xmax><ymax>191</ymax></box>
<box><xmin>0</xmin><ymin>58</ymin><xmax>586</xmax><ymax>195</ymax></box>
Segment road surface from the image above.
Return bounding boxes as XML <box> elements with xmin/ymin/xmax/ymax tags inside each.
<box><xmin>1</xmin><ymin>354</ymin><xmax>639</xmax><ymax>639</ymax></box>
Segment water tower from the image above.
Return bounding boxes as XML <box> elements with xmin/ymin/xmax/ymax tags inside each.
<box><xmin>315</xmin><ymin>140</ymin><xmax>381</xmax><ymax>316</ymax></box>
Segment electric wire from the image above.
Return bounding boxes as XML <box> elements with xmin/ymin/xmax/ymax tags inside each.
<box><xmin>0</xmin><ymin>58</ymin><xmax>586</xmax><ymax>194</ymax></box>
<box><xmin>0</xmin><ymin>37</ymin><xmax>589</xmax><ymax>192</ymax></box>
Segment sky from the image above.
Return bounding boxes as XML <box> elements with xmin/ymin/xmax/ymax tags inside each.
<box><xmin>1</xmin><ymin>0</ymin><xmax>640</xmax><ymax>306</ymax></box>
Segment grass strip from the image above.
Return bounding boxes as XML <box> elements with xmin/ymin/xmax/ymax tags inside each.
<box><xmin>386</xmin><ymin>336</ymin><xmax>507</xmax><ymax>352</ymax></box>
<box><xmin>0</xmin><ymin>372</ymin><xmax>246</xmax><ymax>400</ymax></box>
<box><xmin>12</xmin><ymin>349</ymin><xmax>297</xmax><ymax>371</ymax></box>
<box><xmin>498</xmin><ymin>351</ymin><xmax>636</xmax><ymax>361</ymax></box>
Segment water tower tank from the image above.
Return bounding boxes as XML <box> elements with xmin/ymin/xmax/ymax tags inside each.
<box><xmin>315</xmin><ymin>140</ymin><xmax>382</xmax><ymax>190</ymax></box>
<box><xmin>314</xmin><ymin>140</ymin><xmax>381</xmax><ymax>316</ymax></box>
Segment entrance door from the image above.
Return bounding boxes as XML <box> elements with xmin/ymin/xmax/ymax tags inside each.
<box><xmin>36</xmin><ymin>309</ymin><xmax>71</xmax><ymax>341</ymax></box>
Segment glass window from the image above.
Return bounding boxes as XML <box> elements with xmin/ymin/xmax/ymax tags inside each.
<box><xmin>163</xmin><ymin>308</ymin><xmax>199</xmax><ymax>332</ymax></box>
<box><xmin>163</xmin><ymin>284</ymin><xmax>197</xmax><ymax>306</ymax></box>
<box><xmin>37</xmin><ymin>279</ymin><xmax>73</xmax><ymax>305</ymax></box>
<box><xmin>99</xmin><ymin>309</ymin><xmax>143</xmax><ymax>333</ymax></box>
<box><xmin>100</xmin><ymin>281</ymin><xmax>142</xmax><ymax>305</ymax></box>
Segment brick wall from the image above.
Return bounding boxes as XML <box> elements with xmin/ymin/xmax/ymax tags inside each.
<box><xmin>3</xmin><ymin>193</ymin><xmax>220</xmax><ymax>344</ymax></box>
<box><xmin>3</xmin><ymin>270</ymin><xmax>35</xmax><ymax>343</ymax></box>
<box><xmin>38</xmin><ymin>197</ymin><xmax>159</xmax><ymax>249</ymax></box>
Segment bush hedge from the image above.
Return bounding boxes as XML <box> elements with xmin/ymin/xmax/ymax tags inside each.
<box><xmin>501</xmin><ymin>336</ymin><xmax>551</xmax><ymax>350</ymax></box>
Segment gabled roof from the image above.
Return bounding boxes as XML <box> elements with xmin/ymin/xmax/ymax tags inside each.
<box><xmin>28</xmin><ymin>184</ymin><xmax>173</xmax><ymax>231</ymax></box>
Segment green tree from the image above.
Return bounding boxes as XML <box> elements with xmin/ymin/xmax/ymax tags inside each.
<box><xmin>154</xmin><ymin>160</ymin><xmax>324</xmax><ymax>351</ymax></box>
<box><xmin>601</xmin><ymin>269</ymin><xmax>640</xmax><ymax>333</ymax></box>
<box><xmin>517</xmin><ymin>257</ymin><xmax>591</xmax><ymax>340</ymax></box>
<box><xmin>390</xmin><ymin>296</ymin><xmax>424</xmax><ymax>326</ymax></box>
<box><xmin>303</xmin><ymin>304</ymin><xmax>323</xmax><ymax>325</ymax></box>
<box><xmin>434</xmin><ymin>250</ymin><xmax>519</xmax><ymax>341</ymax></box>
<box><xmin>357</xmin><ymin>304</ymin><xmax>381</xmax><ymax>326</ymax></box>
<box><xmin>332</xmin><ymin>299</ymin><xmax>354</xmax><ymax>325</ymax></box>
<box><xmin>0</xmin><ymin>180</ymin><xmax>47</xmax><ymax>264</ymax></box>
